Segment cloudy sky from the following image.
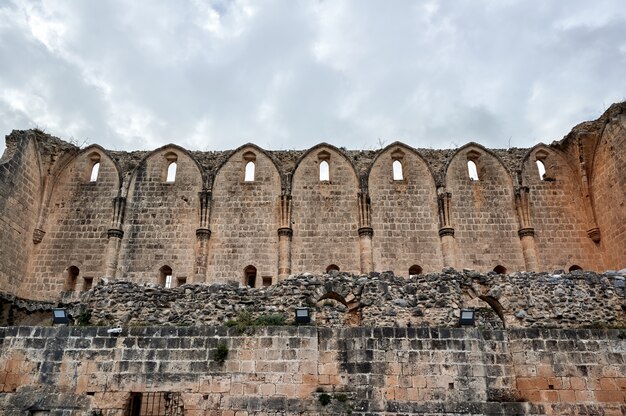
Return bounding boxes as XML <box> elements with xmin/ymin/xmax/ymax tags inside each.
<box><xmin>1</xmin><ymin>1</ymin><xmax>625</xmax><ymax>152</ymax></box>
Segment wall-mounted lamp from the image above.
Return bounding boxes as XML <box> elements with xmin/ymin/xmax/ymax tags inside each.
<box><xmin>52</xmin><ymin>308</ymin><xmax>69</xmax><ymax>325</ymax></box>
<box><xmin>295</xmin><ymin>308</ymin><xmax>311</xmax><ymax>324</ymax></box>
<box><xmin>459</xmin><ymin>309</ymin><xmax>475</xmax><ymax>326</ymax></box>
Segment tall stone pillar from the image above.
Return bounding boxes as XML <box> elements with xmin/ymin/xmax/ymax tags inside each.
<box><xmin>437</xmin><ymin>191</ymin><xmax>457</xmax><ymax>269</ymax></box>
<box><xmin>195</xmin><ymin>190</ymin><xmax>212</xmax><ymax>282</ymax></box>
<box><xmin>357</xmin><ymin>182</ymin><xmax>374</xmax><ymax>274</ymax></box>
<box><xmin>104</xmin><ymin>196</ymin><xmax>126</xmax><ymax>278</ymax></box>
<box><xmin>277</xmin><ymin>193</ymin><xmax>293</xmax><ymax>280</ymax></box>
<box><xmin>577</xmin><ymin>137</ymin><xmax>601</xmax><ymax>243</ymax></box>
<box><xmin>515</xmin><ymin>187</ymin><xmax>539</xmax><ymax>272</ymax></box>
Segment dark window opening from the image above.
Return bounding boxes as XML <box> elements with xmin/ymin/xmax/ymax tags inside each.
<box><xmin>408</xmin><ymin>265</ymin><xmax>423</xmax><ymax>276</ymax></box>
<box><xmin>159</xmin><ymin>265</ymin><xmax>173</xmax><ymax>288</ymax></box>
<box><xmin>176</xmin><ymin>276</ymin><xmax>187</xmax><ymax>287</ymax></box>
<box><xmin>262</xmin><ymin>276</ymin><xmax>272</xmax><ymax>287</ymax></box>
<box><xmin>127</xmin><ymin>392</ymin><xmax>183</xmax><ymax>416</ymax></box>
<box><xmin>244</xmin><ymin>265</ymin><xmax>257</xmax><ymax>288</ymax></box>
<box><xmin>569</xmin><ymin>265</ymin><xmax>583</xmax><ymax>272</ymax></box>
<box><xmin>493</xmin><ymin>265</ymin><xmax>507</xmax><ymax>274</ymax></box>
<box><xmin>326</xmin><ymin>264</ymin><xmax>340</xmax><ymax>273</ymax></box>
<box><xmin>83</xmin><ymin>277</ymin><xmax>93</xmax><ymax>292</ymax></box>
<box><xmin>65</xmin><ymin>266</ymin><xmax>80</xmax><ymax>291</ymax></box>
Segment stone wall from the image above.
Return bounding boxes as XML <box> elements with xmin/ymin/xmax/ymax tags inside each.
<box><xmin>1</xmin><ymin>103</ymin><xmax>626</xmax><ymax>302</ymax></box>
<box><xmin>0</xmin><ymin>133</ymin><xmax>42</xmax><ymax>296</ymax></box>
<box><xmin>1</xmin><ymin>325</ymin><xmax>625</xmax><ymax>415</ymax></box>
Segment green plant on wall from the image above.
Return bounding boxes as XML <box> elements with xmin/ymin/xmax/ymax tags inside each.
<box><xmin>213</xmin><ymin>342</ymin><xmax>229</xmax><ymax>365</ymax></box>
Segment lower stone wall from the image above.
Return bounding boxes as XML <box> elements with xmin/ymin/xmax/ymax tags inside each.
<box><xmin>0</xmin><ymin>326</ymin><xmax>625</xmax><ymax>415</ymax></box>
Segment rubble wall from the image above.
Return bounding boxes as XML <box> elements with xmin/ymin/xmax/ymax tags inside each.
<box><xmin>1</xmin><ymin>326</ymin><xmax>625</xmax><ymax>415</ymax></box>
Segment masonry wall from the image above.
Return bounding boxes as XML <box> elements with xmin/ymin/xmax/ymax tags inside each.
<box><xmin>591</xmin><ymin>115</ymin><xmax>626</xmax><ymax>270</ymax></box>
<box><xmin>208</xmin><ymin>146</ymin><xmax>281</xmax><ymax>285</ymax></box>
<box><xmin>369</xmin><ymin>144</ymin><xmax>443</xmax><ymax>275</ymax></box>
<box><xmin>522</xmin><ymin>147</ymin><xmax>602</xmax><ymax>271</ymax></box>
<box><xmin>0</xmin><ymin>134</ymin><xmax>41</xmax><ymax>296</ymax></box>
<box><xmin>25</xmin><ymin>147</ymin><xmax>120</xmax><ymax>300</ymax></box>
<box><xmin>118</xmin><ymin>147</ymin><xmax>203</xmax><ymax>284</ymax></box>
<box><xmin>291</xmin><ymin>146</ymin><xmax>361</xmax><ymax>275</ymax></box>
<box><xmin>1</xmin><ymin>326</ymin><xmax>625</xmax><ymax>415</ymax></box>
<box><xmin>446</xmin><ymin>146</ymin><xmax>526</xmax><ymax>272</ymax></box>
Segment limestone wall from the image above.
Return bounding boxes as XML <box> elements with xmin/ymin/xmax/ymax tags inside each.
<box><xmin>0</xmin><ymin>133</ymin><xmax>42</xmax><ymax>295</ymax></box>
<box><xmin>1</xmin><ymin>325</ymin><xmax>624</xmax><ymax>415</ymax></box>
<box><xmin>1</xmin><ymin>103</ymin><xmax>626</xmax><ymax>302</ymax></box>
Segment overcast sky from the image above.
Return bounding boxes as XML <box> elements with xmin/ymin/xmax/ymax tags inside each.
<box><xmin>1</xmin><ymin>1</ymin><xmax>625</xmax><ymax>152</ymax></box>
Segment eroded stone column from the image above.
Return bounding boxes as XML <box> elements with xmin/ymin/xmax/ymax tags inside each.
<box><xmin>515</xmin><ymin>187</ymin><xmax>539</xmax><ymax>272</ymax></box>
<box><xmin>195</xmin><ymin>190</ymin><xmax>212</xmax><ymax>282</ymax></box>
<box><xmin>358</xmin><ymin>226</ymin><xmax>374</xmax><ymax>274</ymax></box>
<box><xmin>518</xmin><ymin>228</ymin><xmax>538</xmax><ymax>272</ymax></box>
<box><xmin>104</xmin><ymin>196</ymin><xmax>125</xmax><ymax>278</ymax></box>
<box><xmin>438</xmin><ymin>191</ymin><xmax>457</xmax><ymax>269</ymax></box>
<box><xmin>278</xmin><ymin>227</ymin><xmax>293</xmax><ymax>279</ymax></box>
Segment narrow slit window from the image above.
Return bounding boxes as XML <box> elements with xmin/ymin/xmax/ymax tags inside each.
<box><xmin>467</xmin><ymin>160</ymin><xmax>479</xmax><ymax>181</ymax></box>
<box><xmin>320</xmin><ymin>160</ymin><xmax>330</xmax><ymax>181</ymax></box>
<box><xmin>166</xmin><ymin>162</ymin><xmax>177</xmax><ymax>182</ymax></box>
<box><xmin>536</xmin><ymin>160</ymin><xmax>546</xmax><ymax>180</ymax></box>
<box><xmin>90</xmin><ymin>162</ymin><xmax>100</xmax><ymax>182</ymax></box>
<box><xmin>392</xmin><ymin>160</ymin><xmax>403</xmax><ymax>181</ymax></box>
<box><xmin>244</xmin><ymin>161</ymin><xmax>255</xmax><ymax>182</ymax></box>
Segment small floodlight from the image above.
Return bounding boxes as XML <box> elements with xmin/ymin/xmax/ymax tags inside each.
<box><xmin>295</xmin><ymin>308</ymin><xmax>311</xmax><ymax>324</ymax></box>
<box><xmin>52</xmin><ymin>308</ymin><xmax>69</xmax><ymax>325</ymax></box>
<box><xmin>459</xmin><ymin>309</ymin><xmax>475</xmax><ymax>326</ymax></box>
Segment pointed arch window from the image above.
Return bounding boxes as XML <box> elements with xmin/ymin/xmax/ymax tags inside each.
<box><xmin>536</xmin><ymin>160</ymin><xmax>546</xmax><ymax>180</ymax></box>
<box><xmin>319</xmin><ymin>160</ymin><xmax>330</xmax><ymax>181</ymax></box>
<box><xmin>90</xmin><ymin>162</ymin><xmax>100</xmax><ymax>182</ymax></box>
<box><xmin>166</xmin><ymin>162</ymin><xmax>177</xmax><ymax>182</ymax></box>
<box><xmin>392</xmin><ymin>160</ymin><xmax>404</xmax><ymax>181</ymax></box>
<box><xmin>164</xmin><ymin>152</ymin><xmax>178</xmax><ymax>182</ymax></box>
<box><xmin>467</xmin><ymin>160</ymin><xmax>479</xmax><ymax>181</ymax></box>
<box><xmin>244</xmin><ymin>161</ymin><xmax>255</xmax><ymax>181</ymax></box>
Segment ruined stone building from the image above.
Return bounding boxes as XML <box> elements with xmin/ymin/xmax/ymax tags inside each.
<box><xmin>1</xmin><ymin>103</ymin><xmax>625</xmax><ymax>303</ymax></box>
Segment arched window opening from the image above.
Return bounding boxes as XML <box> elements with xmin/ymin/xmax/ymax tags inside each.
<box><xmin>89</xmin><ymin>162</ymin><xmax>100</xmax><ymax>182</ymax></box>
<box><xmin>392</xmin><ymin>160</ymin><xmax>403</xmax><ymax>181</ymax></box>
<box><xmin>65</xmin><ymin>266</ymin><xmax>80</xmax><ymax>291</ymax></box>
<box><xmin>408</xmin><ymin>265</ymin><xmax>423</xmax><ymax>276</ymax></box>
<box><xmin>467</xmin><ymin>160</ymin><xmax>479</xmax><ymax>181</ymax></box>
<box><xmin>493</xmin><ymin>265</ymin><xmax>507</xmax><ymax>275</ymax></box>
<box><xmin>536</xmin><ymin>160</ymin><xmax>546</xmax><ymax>180</ymax></box>
<box><xmin>569</xmin><ymin>265</ymin><xmax>583</xmax><ymax>272</ymax></box>
<box><xmin>326</xmin><ymin>264</ymin><xmax>340</xmax><ymax>273</ymax></box>
<box><xmin>159</xmin><ymin>265</ymin><xmax>173</xmax><ymax>288</ymax></box>
<box><xmin>262</xmin><ymin>276</ymin><xmax>272</xmax><ymax>287</ymax></box>
<box><xmin>166</xmin><ymin>162</ymin><xmax>177</xmax><ymax>182</ymax></box>
<box><xmin>244</xmin><ymin>161</ymin><xmax>255</xmax><ymax>182</ymax></box>
<box><xmin>244</xmin><ymin>265</ymin><xmax>257</xmax><ymax>288</ymax></box>
<box><xmin>319</xmin><ymin>160</ymin><xmax>330</xmax><ymax>181</ymax></box>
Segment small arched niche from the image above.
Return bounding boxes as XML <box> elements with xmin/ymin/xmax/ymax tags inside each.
<box><xmin>568</xmin><ymin>264</ymin><xmax>583</xmax><ymax>272</ymax></box>
<box><xmin>164</xmin><ymin>152</ymin><xmax>178</xmax><ymax>183</ymax></box>
<box><xmin>65</xmin><ymin>266</ymin><xmax>80</xmax><ymax>291</ymax></box>
<box><xmin>326</xmin><ymin>264</ymin><xmax>340</xmax><ymax>273</ymax></box>
<box><xmin>159</xmin><ymin>265</ymin><xmax>173</xmax><ymax>288</ymax></box>
<box><xmin>244</xmin><ymin>265</ymin><xmax>257</xmax><ymax>288</ymax></box>
<box><xmin>408</xmin><ymin>264</ymin><xmax>423</xmax><ymax>277</ymax></box>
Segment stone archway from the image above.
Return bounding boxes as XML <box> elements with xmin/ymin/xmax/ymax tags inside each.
<box><xmin>311</xmin><ymin>284</ymin><xmax>362</xmax><ymax>327</ymax></box>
